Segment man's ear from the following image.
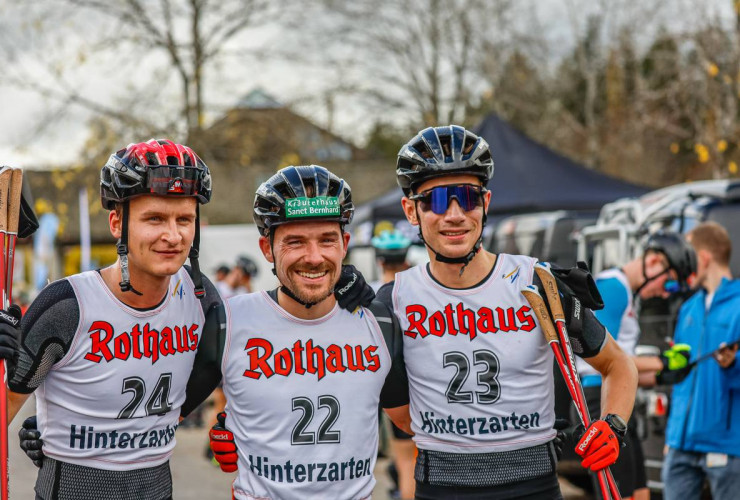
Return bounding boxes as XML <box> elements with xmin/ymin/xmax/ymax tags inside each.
<box><xmin>401</xmin><ymin>197</ymin><xmax>418</xmax><ymax>226</ymax></box>
<box><xmin>109</xmin><ymin>210</ymin><xmax>122</xmax><ymax>240</ymax></box>
<box><xmin>342</xmin><ymin>231</ymin><xmax>351</xmax><ymax>258</ymax></box>
<box><xmin>483</xmin><ymin>189</ymin><xmax>492</xmax><ymax>212</ymax></box>
<box><xmin>258</xmin><ymin>236</ymin><xmax>274</xmax><ymax>264</ymax></box>
<box><xmin>698</xmin><ymin>248</ymin><xmax>712</xmax><ymax>269</ymax></box>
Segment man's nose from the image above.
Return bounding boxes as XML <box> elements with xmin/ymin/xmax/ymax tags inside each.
<box><xmin>443</xmin><ymin>199</ymin><xmax>466</xmax><ymax>221</ymax></box>
<box><xmin>162</xmin><ymin>219</ymin><xmax>183</xmax><ymax>243</ymax></box>
<box><xmin>303</xmin><ymin>241</ymin><xmax>324</xmax><ymax>265</ymax></box>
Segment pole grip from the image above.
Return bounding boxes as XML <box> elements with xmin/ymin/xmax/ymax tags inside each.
<box><xmin>534</xmin><ymin>262</ymin><xmax>565</xmax><ymax>322</ymax></box>
<box><xmin>521</xmin><ymin>285</ymin><xmax>559</xmax><ymax>343</ymax></box>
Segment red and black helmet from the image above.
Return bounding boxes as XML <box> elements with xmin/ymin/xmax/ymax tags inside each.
<box><xmin>100</xmin><ymin>139</ymin><xmax>212</xmax><ymax>209</ymax></box>
<box><xmin>101</xmin><ymin>139</ymin><xmax>212</xmax><ymax>298</ymax></box>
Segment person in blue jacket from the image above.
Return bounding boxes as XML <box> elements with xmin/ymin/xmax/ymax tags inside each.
<box><xmin>663</xmin><ymin>221</ymin><xmax>740</xmax><ymax>500</ymax></box>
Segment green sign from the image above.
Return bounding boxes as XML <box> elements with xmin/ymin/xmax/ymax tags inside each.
<box><xmin>285</xmin><ymin>196</ymin><xmax>341</xmax><ymax>218</ymax></box>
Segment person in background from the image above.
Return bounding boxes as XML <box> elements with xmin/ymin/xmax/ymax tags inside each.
<box><xmin>575</xmin><ymin>230</ymin><xmax>696</xmax><ymax>500</ymax></box>
<box><xmin>227</xmin><ymin>255</ymin><xmax>259</xmax><ymax>295</ymax></box>
<box><xmin>370</xmin><ymin>229</ymin><xmax>412</xmax><ymax>292</ymax></box>
<box><xmin>661</xmin><ymin>221</ymin><xmax>740</xmax><ymax>500</ymax></box>
<box><xmin>213</xmin><ymin>264</ymin><xmax>234</xmax><ymax>301</ymax></box>
<box><xmin>214</xmin><ymin>255</ymin><xmax>258</xmax><ymax>299</ymax></box>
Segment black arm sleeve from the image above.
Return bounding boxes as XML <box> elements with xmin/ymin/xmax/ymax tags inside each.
<box><xmin>9</xmin><ymin>279</ymin><xmax>80</xmax><ymax>394</ymax></box>
<box><xmin>181</xmin><ymin>274</ymin><xmax>226</xmax><ymax>418</ymax></box>
<box><xmin>374</xmin><ymin>282</ymin><xmax>410</xmax><ymax>409</ymax></box>
<box><xmin>532</xmin><ymin>272</ymin><xmax>607</xmax><ymax>359</ymax></box>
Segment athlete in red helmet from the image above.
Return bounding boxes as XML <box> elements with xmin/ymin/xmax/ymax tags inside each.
<box><xmin>1</xmin><ymin>140</ymin><xmax>373</xmax><ymax>499</ymax></box>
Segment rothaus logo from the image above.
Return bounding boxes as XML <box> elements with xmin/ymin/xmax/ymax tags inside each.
<box><xmin>243</xmin><ymin>338</ymin><xmax>380</xmax><ymax>380</ymax></box>
<box><xmin>84</xmin><ymin>321</ymin><xmax>199</xmax><ymax>364</ymax></box>
<box><xmin>404</xmin><ymin>303</ymin><xmax>536</xmax><ymax>340</ymax></box>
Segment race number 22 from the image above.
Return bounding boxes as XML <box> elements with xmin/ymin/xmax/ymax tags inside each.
<box><xmin>291</xmin><ymin>395</ymin><xmax>341</xmax><ymax>445</ymax></box>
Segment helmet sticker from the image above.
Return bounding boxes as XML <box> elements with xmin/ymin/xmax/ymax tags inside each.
<box><xmin>168</xmin><ymin>178</ymin><xmax>185</xmax><ymax>193</ymax></box>
<box><xmin>285</xmin><ymin>196</ymin><xmax>340</xmax><ymax>218</ymax></box>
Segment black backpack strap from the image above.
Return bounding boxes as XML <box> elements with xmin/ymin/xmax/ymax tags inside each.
<box><xmin>365</xmin><ymin>299</ymin><xmax>403</xmax><ymax>360</ymax></box>
<box><xmin>366</xmin><ymin>299</ymin><xmax>409</xmax><ymax>409</ymax></box>
<box><xmin>367</xmin><ymin>299</ymin><xmax>395</xmax><ymax>340</ymax></box>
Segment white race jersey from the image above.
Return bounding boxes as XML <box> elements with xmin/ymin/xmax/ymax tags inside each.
<box><xmin>222</xmin><ymin>292</ymin><xmax>392</xmax><ymax>500</ymax></box>
<box><xmin>37</xmin><ymin>268</ymin><xmax>203</xmax><ymax>470</ymax></box>
<box><xmin>391</xmin><ymin>254</ymin><xmax>556</xmax><ymax>454</ymax></box>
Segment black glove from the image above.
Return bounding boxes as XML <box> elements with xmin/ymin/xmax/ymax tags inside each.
<box><xmin>19</xmin><ymin>416</ymin><xmax>44</xmax><ymax>468</ymax></box>
<box><xmin>0</xmin><ymin>304</ymin><xmax>22</xmax><ymax>375</ymax></box>
<box><xmin>334</xmin><ymin>265</ymin><xmax>375</xmax><ymax>311</ymax></box>
<box><xmin>553</xmin><ymin>418</ymin><xmax>571</xmax><ymax>460</ymax></box>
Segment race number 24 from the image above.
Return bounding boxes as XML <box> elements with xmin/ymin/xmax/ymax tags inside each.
<box><xmin>118</xmin><ymin>373</ymin><xmax>173</xmax><ymax>419</ymax></box>
<box><xmin>443</xmin><ymin>350</ymin><xmax>500</xmax><ymax>404</ymax></box>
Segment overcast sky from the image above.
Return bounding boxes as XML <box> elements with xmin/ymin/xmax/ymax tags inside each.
<box><xmin>0</xmin><ymin>0</ymin><xmax>733</xmax><ymax>168</ymax></box>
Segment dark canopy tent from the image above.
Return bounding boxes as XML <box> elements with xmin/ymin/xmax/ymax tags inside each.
<box><xmin>353</xmin><ymin>114</ymin><xmax>649</xmax><ymax>225</ymax></box>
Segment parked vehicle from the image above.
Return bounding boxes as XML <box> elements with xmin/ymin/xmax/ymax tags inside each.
<box><xmin>487</xmin><ymin>210</ymin><xmax>598</xmax><ymax>267</ymax></box>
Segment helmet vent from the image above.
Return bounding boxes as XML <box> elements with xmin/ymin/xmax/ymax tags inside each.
<box><xmin>463</xmin><ymin>135</ymin><xmax>477</xmax><ymax>154</ymax></box>
<box><xmin>145</xmin><ymin>152</ymin><xmax>159</xmax><ymax>165</ymax></box>
<box><xmin>440</xmin><ymin>136</ymin><xmax>452</xmax><ymax>157</ymax></box>
<box><xmin>413</xmin><ymin>140</ymin><xmax>434</xmax><ymax>159</ymax></box>
<box><xmin>167</xmin><ymin>156</ymin><xmax>179</xmax><ymax>166</ymax></box>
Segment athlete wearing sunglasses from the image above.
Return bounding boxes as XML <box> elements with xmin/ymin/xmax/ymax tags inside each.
<box><xmin>375</xmin><ymin>125</ymin><xmax>637</xmax><ymax>499</ymax></box>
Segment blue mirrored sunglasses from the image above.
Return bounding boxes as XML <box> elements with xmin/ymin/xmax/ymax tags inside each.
<box><xmin>409</xmin><ymin>184</ymin><xmax>487</xmax><ymax>214</ymax></box>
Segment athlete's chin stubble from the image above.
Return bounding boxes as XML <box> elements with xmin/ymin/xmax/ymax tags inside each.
<box><xmin>281</xmin><ymin>265</ymin><xmax>337</xmax><ymax>304</ymax></box>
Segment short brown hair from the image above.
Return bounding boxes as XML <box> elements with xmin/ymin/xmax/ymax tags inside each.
<box><xmin>688</xmin><ymin>221</ymin><xmax>731</xmax><ymax>265</ymax></box>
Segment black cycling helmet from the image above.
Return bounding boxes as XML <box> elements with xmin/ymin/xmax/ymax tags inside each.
<box><xmin>640</xmin><ymin>230</ymin><xmax>697</xmax><ymax>293</ymax></box>
<box><xmin>253</xmin><ymin>165</ymin><xmax>354</xmax><ymax>308</ymax></box>
<box><xmin>253</xmin><ymin>165</ymin><xmax>354</xmax><ymax>237</ymax></box>
<box><xmin>397</xmin><ymin>125</ymin><xmax>493</xmax><ymax>274</ymax></box>
<box><xmin>396</xmin><ymin>125</ymin><xmax>494</xmax><ymax>196</ymax></box>
<box><xmin>101</xmin><ymin>139</ymin><xmax>212</xmax><ymax>298</ymax></box>
<box><xmin>236</xmin><ymin>255</ymin><xmax>259</xmax><ymax>278</ymax></box>
<box><xmin>645</xmin><ymin>230</ymin><xmax>697</xmax><ymax>282</ymax></box>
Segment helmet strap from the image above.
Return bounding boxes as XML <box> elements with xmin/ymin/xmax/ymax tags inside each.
<box><xmin>633</xmin><ymin>253</ymin><xmax>671</xmax><ymax>299</ymax></box>
<box><xmin>189</xmin><ymin>204</ymin><xmax>206</xmax><ymax>299</ymax></box>
<box><xmin>414</xmin><ymin>201</ymin><xmax>485</xmax><ymax>276</ymax></box>
<box><xmin>117</xmin><ymin>202</ymin><xmax>143</xmax><ymax>296</ymax></box>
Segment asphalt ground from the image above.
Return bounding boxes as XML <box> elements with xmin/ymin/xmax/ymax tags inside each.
<box><xmin>6</xmin><ymin>397</ymin><xmax>590</xmax><ymax>499</ymax></box>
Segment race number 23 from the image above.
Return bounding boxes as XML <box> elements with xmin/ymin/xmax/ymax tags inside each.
<box><xmin>291</xmin><ymin>395</ymin><xmax>341</xmax><ymax>445</ymax></box>
<box><xmin>443</xmin><ymin>350</ymin><xmax>500</xmax><ymax>404</ymax></box>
